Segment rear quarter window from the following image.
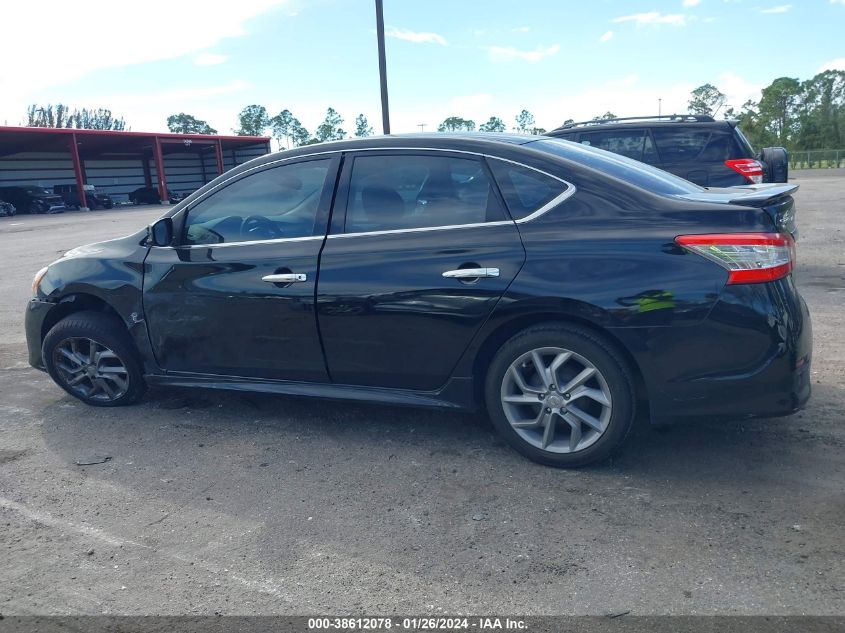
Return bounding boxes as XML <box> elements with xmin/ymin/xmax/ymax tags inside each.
<box><xmin>487</xmin><ymin>159</ymin><xmax>569</xmax><ymax>220</ymax></box>
<box><xmin>651</xmin><ymin>128</ymin><xmax>711</xmax><ymax>162</ymax></box>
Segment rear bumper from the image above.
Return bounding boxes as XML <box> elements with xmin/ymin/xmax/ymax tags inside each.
<box><xmin>613</xmin><ymin>276</ymin><xmax>812</xmax><ymax>424</ymax></box>
<box><xmin>25</xmin><ymin>299</ymin><xmax>52</xmax><ymax>371</ymax></box>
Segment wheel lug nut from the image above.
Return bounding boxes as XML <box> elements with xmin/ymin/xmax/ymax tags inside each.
<box><xmin>563</xmin><ymin>393</ymin><xmax>570</xmax><ymax>400</ymax></box>
<box><xmin>545</xmin><ymin>407</ymin><xmax>551</xmax><ymax>413</ymax></box>
<box><xmin>550</xmin><ymin>384</ymin><xmax>556</xmax><ymax>391</ymax></box>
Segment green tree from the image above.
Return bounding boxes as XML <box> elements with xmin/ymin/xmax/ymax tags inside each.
<box><xmin>688</xmin><ymin>83</ymin><xmax>727</xmax><ymax>117</ymax></box>
<box><xmin>26</xmin><ymin>104</ymin><xmax>125</xmax><ymax>130</ymax></box>
<box><xmin>166</xmin><ymin>112</ymin><xmax>217</xmax><ymax>134</ymax></box>
<box><xmin>562</xmin><ymin>118</ymin><xmax>575</xmax><ymax>126</ymax></box>
<box><xmin>531</xmin><ymin>127</ymin><xmax>547</xmax><ymax>135</ymax></box>
<box><xmin>354</xmin><ymin>114</ymin><xmax>373</xmax><ymax>137</ymax></box>
<box><xmin>479</xmin><ymin>116</ymin><xmax>506</xmax><ymax>132</ymax></box>
<box><xmin>234</xmin><ymin>105</ymin><xmax>270</xmax><ymax>136</ymax></box>
<box><xmin>437</xmin><ymin>116</ymin><xmax>476</xmax><ymax>132</ymax></box>
<box><xmin>757</xmin><ymin>77</ymin><xmax>802</xmax><ymax>146</ymax></box>
<box><xmin>271</xmin><ymin>109</ymin><xmax>297</xmax><ymax>148</ymax></box>
<box><xmin>69</xmin><ymin>108</ymin><xmax>126</xmax><ymax>130</ymax></box>
<box><xmin>26</xmin><ymin>103</ymin><xmax>71</xmax><ymax>128</ymax></box>
<box><xmin>591</xmin><ymin>111</ymin><xmax>617</xmax><ymax>122</ymax></box>
<box><xmin>795</xmin><ymin>71</ymin><xmax>845</xmax><ymax>150</ymax></box>
<box><xmin>315</xmin><ymin>107</ymin><xmax>346</xmax><ymax>142</ymax></box>
<box><xmin>514</xmin><ymin>109</ymin><xmax>535</xmax><ymax>133</ymax></box>
<box><xmin>290</xmin><ymin>119</ymin><xmax>311</xmax><ymax>146</ymax></box>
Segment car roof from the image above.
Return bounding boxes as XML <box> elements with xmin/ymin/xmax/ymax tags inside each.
<box><xmin>550</xmin><ymin>119</ymin><xmax>735</xmax><ymax>135</ymax></box>
<box><xmin>238</xmin><ymin>133</ymin><xmax>548</xmax><ymax>173</ymax></box>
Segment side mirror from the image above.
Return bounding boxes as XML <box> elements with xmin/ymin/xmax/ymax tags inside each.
<box><xmin>148</xmin><ymin>217</ymin><xmax>173</xmax><ymax>247</ymax></box>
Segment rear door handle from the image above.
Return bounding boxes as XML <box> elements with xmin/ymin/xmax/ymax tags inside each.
<box><xmin>262</xmin><ymin>273</ymin><xmax>307</xmax><ymax>283</ymax></box>
<box><xmin>442</xmin><ymin>268</ymin><xmax>500</xmax><ymax>279</ymax></box>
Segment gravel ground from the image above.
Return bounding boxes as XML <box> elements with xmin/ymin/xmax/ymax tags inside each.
<box><xmin>0</xmin><ymin>177</ymin><xmax>842</xmax><ymax>616</ymax></box>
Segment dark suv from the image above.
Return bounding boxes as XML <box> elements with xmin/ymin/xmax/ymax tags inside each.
<box><xmin>548</xmin><ymin>115</ymin><xmax>788</xmax><ymax>187</ymax></box>
<box><xmin>24</xmin><ymin>134</ymin><xmax>810</xmax><ymax>467</ymax></box>
<box><xmin>0</xmin><ymin>186</ymin><xmax>65</xmax><ymax>214</ymax></box>
<box><xmin>53</xmin><ymin>184</ymin><xmax>113</xmax><ymax>210</ymax></box>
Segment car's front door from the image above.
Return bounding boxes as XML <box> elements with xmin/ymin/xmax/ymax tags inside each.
<box><xmin>143</xmin><ymin>155</ymin><xmax>339</xmax><ymax>381</ymax></box>
<box><xmin>315</xmin><ymin>150</ymin><xmax>526</xmax><ymax>391</ymax></box>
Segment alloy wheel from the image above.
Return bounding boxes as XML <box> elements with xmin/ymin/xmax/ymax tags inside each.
<box><xmin>500</xmin><ymin>346</ymin><xmax>613</xmax><ymax>454</ymax></box>
<box><xmin>52</xmin><ymin>337</ymin><xmax>130</xmax><ymax>402</ymax></box>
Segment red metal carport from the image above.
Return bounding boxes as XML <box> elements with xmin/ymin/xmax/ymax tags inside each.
<box><xmin>0</xmin><ymin>127</ymin><xmax>271</xmax><ymax>209</ymax></box>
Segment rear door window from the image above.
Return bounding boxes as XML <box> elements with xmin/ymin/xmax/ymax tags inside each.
<box><xmin>343</xmin><ymin>153</ymin><xmax>508</xmax><ymax>233</ymax></box>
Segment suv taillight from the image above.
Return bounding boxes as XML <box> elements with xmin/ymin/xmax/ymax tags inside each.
<box><xmin>725</xmin><ymin>158</ymin><xmax>763</xmax><ymax>184</ymax></box>
<box><xmin>675</xmin><ymin>233</ymin><xmax>795</xmax><ymax>284</ymax></box>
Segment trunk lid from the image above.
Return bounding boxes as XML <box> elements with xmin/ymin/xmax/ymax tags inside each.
<box><xmin>674</xmin><ymin>183</ymin><xmax>799</xmax><ymax>238</ymax></box>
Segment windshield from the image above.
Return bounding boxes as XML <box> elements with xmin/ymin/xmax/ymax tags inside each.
<box><xmin>24</xmin><ymin>186</ymin><xmax>52</xmax><ymax>195</ymax></box>
<box><xmin>529</xmin><ymin>138</ymin><xmax>705</xmax><ymax>196</ymax></box>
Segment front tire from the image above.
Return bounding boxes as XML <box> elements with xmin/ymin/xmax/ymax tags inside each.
<box><xmin>484</xmin><ymin>323</ymin><xmax>636</xmax><ymax>467</ymax></box>
<box><xmin>42</xmin><ymin>311</ymin><xmax>146</xmax><ymax>407</ymax></box>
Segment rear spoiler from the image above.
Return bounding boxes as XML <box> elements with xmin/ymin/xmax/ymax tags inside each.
<box><xmin>727</xmin><ymin>183</ymin><xmax>799</xmax><ymax>207</ymax></box>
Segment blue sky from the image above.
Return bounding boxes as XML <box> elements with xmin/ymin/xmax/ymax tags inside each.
<box><xmin>1</xmin><ymin>0</ymin><xmax>843</xmax><ymax>140</ymax></box>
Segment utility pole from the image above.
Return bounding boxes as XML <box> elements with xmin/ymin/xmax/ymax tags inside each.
<box><xmin>658</xmin><ymin>98</ymin><xmax>662</xmax><ymax>117</ymax></box>
<box><xmin>375</xmin><ymin>0</ymin><xmax>391</xmax><ymax>134</ymax></box>
<box><xmin>418</xmin><ymin>123</ymin><xmax>426</xmax><ymax>132</ymax></box>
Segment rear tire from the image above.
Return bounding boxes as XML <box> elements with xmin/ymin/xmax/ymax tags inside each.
<box><xmin>42</xmin><ymin>311</ymin><xmax>146</xmax><ymax>407</ymax></box>
<box><xmin>484</xmin><ymin>323</ymin><xmax>636</xmax><ymax>467</ymax></box>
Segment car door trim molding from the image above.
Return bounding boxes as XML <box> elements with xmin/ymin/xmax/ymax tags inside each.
<box><xmin>156</xmin><ymin>147</ymin><xmax>575</xmax><ymax>249</ymax></box>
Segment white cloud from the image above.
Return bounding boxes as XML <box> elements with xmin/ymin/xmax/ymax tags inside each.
<box><xmin>831</xmin><ymin>0</ymin><xmax>845</xmax><ymax>5</ymax></box>
<box><xmin>194</xmin><ymin>53</ymin><xmax>228</xmax><ymax>66</ymax></box>
<box><xmin>716</xmin><ymin>71</ymin><xmax>765</xmax><ymax>110</ymax></box>
<box><xmin>760</xmin><ymin>4</ymin><xmax>791</xmax><ymax>13</ymax></box>
<box><xmin>385</xmin><ymin>27</ymin><xmax>447</xmax><ymax>45</ymax></box>
<box><xmin>512</xmin><ymin>26</ymin><xmax>531</xmax><ymax>33</ymax></box>
<box><xmin>0</xmin><ymin>0</ymin><xmax>286</xmax><ymax>126</ymax></box>
<box><xmin>612</xmin><ymin>12</ymin><xmax>687</xmax><ymax>26</ymax></box>
<box><xmin>599</xmin><ymin>30</ymin><xmax>614</xmax><ymax>42</ymax></box>
<box><xmin>683</xmin><ymin>0</ymin><xmax>702</xmax><ymax>6</ymax></box>
<box><xmin>818</xmin><ymin>58</ymin><xmax>845</xmax><ymax>72</ymax></box>
<box><xmin>449</xmin><ymin>94</ymin><xmax>494</xmax><ymax>113</ymax></box>
<box><xmin>0</xmin><ymin>0</ymin><xmax>285</xmax><ymax>94</ymax></box>
<box><xmin>487</xmin><ymin>44</ymin><xmax>560</xmax><ymax>63</ymax></box>
<box><xmin>87</xmin><ymin>81</ymin><xmax>254</xmax><ymax>132</ymax></box>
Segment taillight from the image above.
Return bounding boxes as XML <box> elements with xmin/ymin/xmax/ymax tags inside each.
<box><xmin>675</xmin><ymin>233</ymin><xmax>795</xmax><ymax>284</ymax></box>
<box><xmin>725</xmin><ymin>158</ymin><xmax>764</xmax><ymax>184</ymax></box>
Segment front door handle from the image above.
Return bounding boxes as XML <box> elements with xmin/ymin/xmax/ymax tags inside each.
<box><xmin>442</xmin><ymin>267</ymin><xmax>500</xmax><ymax>279</ymax></box>
<box><xmin>262</xmin><ymin>273</ymin><xmax>307</xmax><ymax>283</ymax></box>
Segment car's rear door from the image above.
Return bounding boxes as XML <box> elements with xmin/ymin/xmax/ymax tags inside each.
<box><xmin>315</xmin><ymin>149</ymin><xmax>525</xmax><ymax>390</ymax></box>
<box><xmin>143</xmin><ymin>154</ymin><xmax>339</xmax><ymax>381</ymax></box>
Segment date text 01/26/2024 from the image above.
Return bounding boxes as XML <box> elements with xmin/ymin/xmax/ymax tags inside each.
<box><xmin>307</xmin><ymin>617</ymin><xmax>527</xmax><ymax>630</ymax></box>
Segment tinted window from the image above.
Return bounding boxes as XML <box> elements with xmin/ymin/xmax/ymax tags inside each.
<box><xmin>488</xmin><ymin>159</ymin><xmax>567</xmax><ymax>220</ymax></box>
<box><xmin>344</xmin><ymin>154</ymin><xmax>506</xmax><ymax>233</ymax></box>
<box><xmin>529</xmin><ymin>138</ymin><xmax>704</xmax><ymax>195</ymax></box>
<box><xmin>651</xmin><ymin>129</ymin><xmax>711</xmax><ymax>162</ymax></box>
<box><xmin>697</xmin><ymin>133</ymin><xmax>741</xmax><ymax>162</ymax></box>
<box><xmin>579</xmin><ymin>130</ymin><xmax>648</xmax><ymax>161</ymax></box>
<box><xmin>183</xmin><ymin>159</ymin><xmax>330</xmax><ymax>245</ymax></box>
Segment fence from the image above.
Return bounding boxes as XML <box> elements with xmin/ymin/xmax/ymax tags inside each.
<box><xmin>789</xmin><ymin>149</ymin><xmax>845</xmax><ymax>170</ymax></box>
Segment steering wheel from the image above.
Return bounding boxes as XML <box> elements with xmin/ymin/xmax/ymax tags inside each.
<box><xmin>241</xmin><ymin>215</ymin><xmax>282</xmax><ymax>241</ymax></box>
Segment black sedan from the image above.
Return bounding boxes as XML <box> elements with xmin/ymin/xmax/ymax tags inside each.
<box><xmin>24</xmin><ymin>134</ymin><xmax>811</xmax><ymax>467</ymax></box>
